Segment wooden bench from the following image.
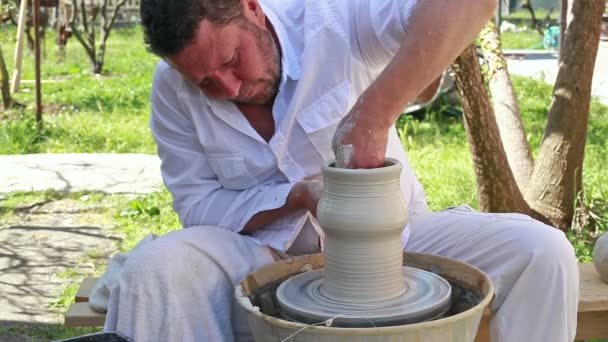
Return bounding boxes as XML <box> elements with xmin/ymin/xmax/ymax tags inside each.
<box><xmin>65</xmin><ymin>262</ymin><xmax>608</xmax><ymax>340</ymax></box>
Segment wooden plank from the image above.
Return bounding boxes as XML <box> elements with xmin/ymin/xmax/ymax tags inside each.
<box><xmin>472</xmin><ymin>262</ymin><xmax>608</xmax><ymax>342</ymax></box>
<box><xmin>65</xmin><ymin>302</ymin><xmax>106</xmax><ymax>327</ymax></box>
<box><xmin>75</xmin><ymin>277</ymin><xmax>100</xmax><ymax>303</ymax></box>
<box><xmin>575</xmin><ymin>311</ymin><xmax>608</xmax><ymax>340</ymax></box>
<box><xmin>579</xmin><ymin>263</ymin><xmax>608</xmax><ymax>312</ymax></box>
<box><xmin>475</xmin><ymin>309</ymin><xmax>608</xmax><ymax>341</ymax></box>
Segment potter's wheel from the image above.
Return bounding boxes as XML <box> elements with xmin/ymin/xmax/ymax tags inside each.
<box><xmin>276</xmin><ymin>266</ymin><xmax>452</xmax><ymax>327</ymax></box>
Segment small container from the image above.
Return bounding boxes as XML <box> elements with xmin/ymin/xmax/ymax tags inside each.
<box><xmin>593</xmin><ymin>232</ymin><xmax>608</xmax><ymax>283</ymax></box>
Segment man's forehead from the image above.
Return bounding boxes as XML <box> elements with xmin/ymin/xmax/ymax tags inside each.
<box><xmin>168</xmin><ymin>20</ymin><xmax>231</xmax><ymax>75</ymax></box>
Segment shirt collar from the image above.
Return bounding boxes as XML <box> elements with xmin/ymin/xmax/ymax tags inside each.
<box><xmin>260</xmin><ymin>1</ymin><xmax>302</xmax><ymax>82</ymax></box>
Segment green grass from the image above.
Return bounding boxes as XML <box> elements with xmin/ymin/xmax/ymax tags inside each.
<box><xmin>0</xmin><ymin>189</ymin><xmax>114</xmax><ymax>219</ymax></box>
<box><xmin>503</xmin><ymin>8</ymin><xmax>559</xmax><ymax>21</ymax></box>
<box><xmin>501</xmin><ymin>29</ymin><xmax>545</xmax><ymax>50</ymax></box>
<box><xmin>0</xmin><ymin>325</ymin><xmax>99</xmax><ymax>341</ymax></box>
<box><xmin>399</xmin><ymin>76</ymin><xmax>608</xmax><ymax>262</ymax></box>
<box><xmin>115</xmin><ymin>188</ymin><xmax>180</xmax><ymax>251</ymax></box>
<box><xmin>0</xmin><ymin>26</ymin><xmax>157</xmax><ymax>154</ymax></box>
<box><xmin>2</xmin><ymin>23</ymin><xmax>608</xmax><ymax>341</ymax></box>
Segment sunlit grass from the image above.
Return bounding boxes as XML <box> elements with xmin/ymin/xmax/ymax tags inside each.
<box><xmin>1</xmin><ymin>26</ymin><xmax>157</xmax><ymax>154</ymax></box>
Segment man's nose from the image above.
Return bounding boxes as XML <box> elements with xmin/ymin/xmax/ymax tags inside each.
<box><xmin>213</xmin><ymin>70</ymin><xmax>241</xmax><ymax>99</ymax></box>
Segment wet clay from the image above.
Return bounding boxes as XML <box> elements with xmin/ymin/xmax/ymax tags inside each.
<box><xmin>275</xmin><ymin>159</ymin><xmax>451</xmax><ymax>326</ymax></box>
<box><xmin>317</xmin><ymin>159</ymin><xmax>409</xmax><ymax>302</ymax></box>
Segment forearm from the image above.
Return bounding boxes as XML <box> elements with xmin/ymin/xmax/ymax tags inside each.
<box><xmin>241</xmin><ymin>181</ymin><xmax>319</xmax><ymax>234</ymax></box>
<box><xmin>241</xmin><ymin>205</ymin><xmax>296</xmax><ymax>234</ymax></box>
<box><xmin>362</xmin><ymin>0</ymin><xmax>497</xmax><ymax>128</ymax></box>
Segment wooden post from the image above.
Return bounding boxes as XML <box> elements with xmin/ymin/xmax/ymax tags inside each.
<box><xmin>11</xmin><ymin>0</ymin><xmax>28</xmax><ymax>93</ymax></box>
<box><xmin>33</xmin><ymin>0</ymin><xmax>43</xmax><ymax>130</ymax></box>
<box><xmin>495</xmin><ymin>0</ymin><xmax>503</xmax><ymax>31</ymax></box>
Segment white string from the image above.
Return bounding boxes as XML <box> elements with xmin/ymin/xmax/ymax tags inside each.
<box><xmin>280</xmin><ymin>313</ymin><xmax>377</xmax><ymax>341</ymax></box>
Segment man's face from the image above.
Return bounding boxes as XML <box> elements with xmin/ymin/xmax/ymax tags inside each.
<box><xmin>168</xmin><ymin>13</ymin><xmax>281</xmax><ymax>105</ymax></box>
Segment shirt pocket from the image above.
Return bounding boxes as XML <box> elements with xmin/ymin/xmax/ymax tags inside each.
<box><xmin>296</xmin><ymin>81</ymin><xmax>351</xmax><ymax>161</ymax></box>
<box><xmin>206</xmin><ymin>153</ymin><xmax>258</xmax><ymax>190</ymax></box>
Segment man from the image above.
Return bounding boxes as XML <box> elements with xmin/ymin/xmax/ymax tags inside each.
<box><xmin>104</xmin><ymin>0</ymin><xmax>579</xmax><ymax>341</ymax></box>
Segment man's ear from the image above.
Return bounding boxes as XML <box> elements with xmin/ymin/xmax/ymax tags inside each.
<box><xmin>241</xmin><ymin>0</ymin><xmax>266</xmax><ymax>26</ymax></box>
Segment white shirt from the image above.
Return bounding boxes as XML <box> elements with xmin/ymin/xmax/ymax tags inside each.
<box><xmin>149</xmin><ymin>0</ymin><xmax>427</xmax><ymax>252</ymax></box>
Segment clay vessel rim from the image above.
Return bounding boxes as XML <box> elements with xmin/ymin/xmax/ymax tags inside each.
<box><xmin>323</xmin><ymin>158</ymin><xmax>401</xmax><ymax>175</ymax></box>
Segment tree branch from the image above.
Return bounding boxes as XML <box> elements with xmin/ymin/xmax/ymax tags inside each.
<box><xmin>69</xmin><ymin>0</ymin><xmax>95</xmax><ymax>63</ymax></box>
<box><xmin>79</xmin><ymin>0</ymin><xmax>89</xmax><ymax>41</ymax></box>
<box><xmin>96</xmin><ymin>0</ymin><xmax>126</xmax><ymax>72</ymax></box>
<box><xmin>479</xmin><ymin>21</ymin><xmax>534</xmax><ymax>191</ymax></box>
<box><xmin>452</xmin><ymin>44</ymin><xmax>538</xmax><ymax>218</ymax></box>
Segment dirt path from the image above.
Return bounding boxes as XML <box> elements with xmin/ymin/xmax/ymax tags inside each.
<box><xmin>0</xmin><ymin>197</ymin><xmax>124</xmax><ymax>342</ymax></box>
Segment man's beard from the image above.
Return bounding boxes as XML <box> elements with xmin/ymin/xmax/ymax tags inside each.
<box><xmin>233</xmin><ymin>18</ymin><xmax>281</xmax><ymax>105</ymax></box>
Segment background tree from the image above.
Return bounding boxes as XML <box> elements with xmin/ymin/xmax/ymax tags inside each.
<box><xmin>0</xmin><ymin>46</ymin><xmax>12</xmax><ymax>109</ymax></box>
<box><xmin>1</xmin><ymin>0</ymin><xmax>14</xmax><ymax>109</ymax></box>
<box><xmin>69</xmin><ymin>0</ymin><xmax>127</xmax><ymax>74</ymax></box>
<box><xmin>452</xmin><ymin>0</ymin><xmax>605</xmax><ymax>230</ymax></box>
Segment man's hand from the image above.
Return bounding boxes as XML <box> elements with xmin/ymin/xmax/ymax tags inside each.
<box><xmin>288</xmin><ymin>179</ymin><xmax>323</xmax><ymax>217</ymax></box>
<box><xmin>332</xmin><ymin>98</ymin><xmax>391</xmax><ymax>169</ymax></box>
<box><xmin>332</xmin><ymin>0</ymin><xmax>497</xmax><ymax>169</ymax></box>
<box><xmin>242</xmin><ymin>179</ymin><xmax>323</xmax><ymax>234</ymax></box>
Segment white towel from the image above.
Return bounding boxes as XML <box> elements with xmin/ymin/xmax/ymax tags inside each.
<box><xmin>102</xmin><ymin>226</ymin><xmax>276</xmax><ymax>341</ymax></box>
<box><xmin>89</xmin><ymin>233</ymin><xmax>158</xmax><ymax>312</ymax></box>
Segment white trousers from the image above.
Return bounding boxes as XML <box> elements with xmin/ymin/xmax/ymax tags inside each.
<box><xmin>104</xmin><ymin>206</ymin><xmax>578</xmax><ymax>342</ymax></box>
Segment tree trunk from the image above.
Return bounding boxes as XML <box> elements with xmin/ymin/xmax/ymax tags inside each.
<box><xmin>452</xmin><ymin>45</ymin><xmax>535</xmax><ymax>216</ymax></box>
<box><xmin>479</xmin><ymin>21</ymin><xmax>534</xmax><ymax>192</ymax></box>
<box><xmin>526</xmin><ymin>0</ymin><xmax>604</xmax><ymax>230</ymax></box>
<box><xmin>0</xmin><ymin>46</ymin><xmax>12</xmax><ymax>109</ymax></box>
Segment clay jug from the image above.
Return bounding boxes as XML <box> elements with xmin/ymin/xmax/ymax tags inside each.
<box><xmin>593</xmin><ymin>232</ymin><xmax>608</xmax><ymax>283</ymax></box>
<box><xmin>316</xmin><ymin>158</ymin><xmax>409</xmax><ymax>303</ymax></box>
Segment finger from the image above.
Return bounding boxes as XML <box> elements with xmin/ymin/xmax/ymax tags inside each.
<box><xmin>334</xmin><ymin>144</ymin><xmax>354</xmax><ymax>168</ymax></box>
<box><xmin>349</xmin><ymin>154</ymin><xmax>385</xmax><ymax>169</ymax></box>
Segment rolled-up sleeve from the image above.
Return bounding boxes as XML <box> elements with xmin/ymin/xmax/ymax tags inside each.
<box><xmin>350</xmin><ymin>0</ymin><xmax>418</xmax><ymax>68</ymax></box>
<box><xmin>149</xmin><ymin>62</ymin><xmax>296</xmax><ymax>233</ymax></box>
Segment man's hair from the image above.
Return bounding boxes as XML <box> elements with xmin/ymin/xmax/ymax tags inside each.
<box><xmin>140</xmin><ymin>0</ymin><xmax>243</xmax><ymax>56</ymax></box>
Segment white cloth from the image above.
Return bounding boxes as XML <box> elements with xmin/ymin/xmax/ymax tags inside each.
<box><xmin>104</xmin><ymin>206</ymin><xmax>578</xmax><ymax>342</ymax></box>
<box><xmin>89</xmin><ymin>234</ymin><xmax>158</xmax><ymax>312</ymax></box>
<box><xmin>149</xmin><ymin>0</ymin><xmax>426</xmax><ymax>252</ymax></box>
<box><xmin>406</xmin><ymin>206</ymin><xmax>579</xmax><ymax>342</ymax></box>
<box><xmin>104</xmin><ymin>226</ymin><xmax>276</xmax><ymax>342</ymax></box>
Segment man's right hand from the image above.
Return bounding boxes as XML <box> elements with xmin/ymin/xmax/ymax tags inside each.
<box><xmin>242</xmin><ymin>179</ymin><xmax>323</xmax><ymax>234</ymax></box>
<box><xmin>288</xmin><ymin>179</ymin><xmax>323</xmax><ymax>217</ymax></box>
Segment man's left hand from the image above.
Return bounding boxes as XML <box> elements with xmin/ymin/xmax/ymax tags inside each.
<box><xmin>332</xmin><ymin>103</ymin><xmax>390</xmax><ymax>169</ymax></box>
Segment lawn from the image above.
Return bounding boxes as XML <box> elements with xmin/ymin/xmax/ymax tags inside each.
<box><xmin>0</xmin><ymin>26</ymin><xmax>156</xmax><ymax>154</ymax></box>
<box><xmin>1</xmin><ymin>24</ymin><xmax>608</xmax><ymax>341</ymax></box>
<box><xmin>503</xmin><ymin>8</ymin><xmax>559</xmax><ymax>21</ymax></box>
<box><xmin>501</xmin><ymin>28</ymin><xmax>546</xmax><ymax>50</ymax></box>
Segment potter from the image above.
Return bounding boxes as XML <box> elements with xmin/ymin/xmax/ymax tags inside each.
<box><xmin>100</xmin><ymin>0</ymin><xmax>579</xmax><ymax>341</ymax></box>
